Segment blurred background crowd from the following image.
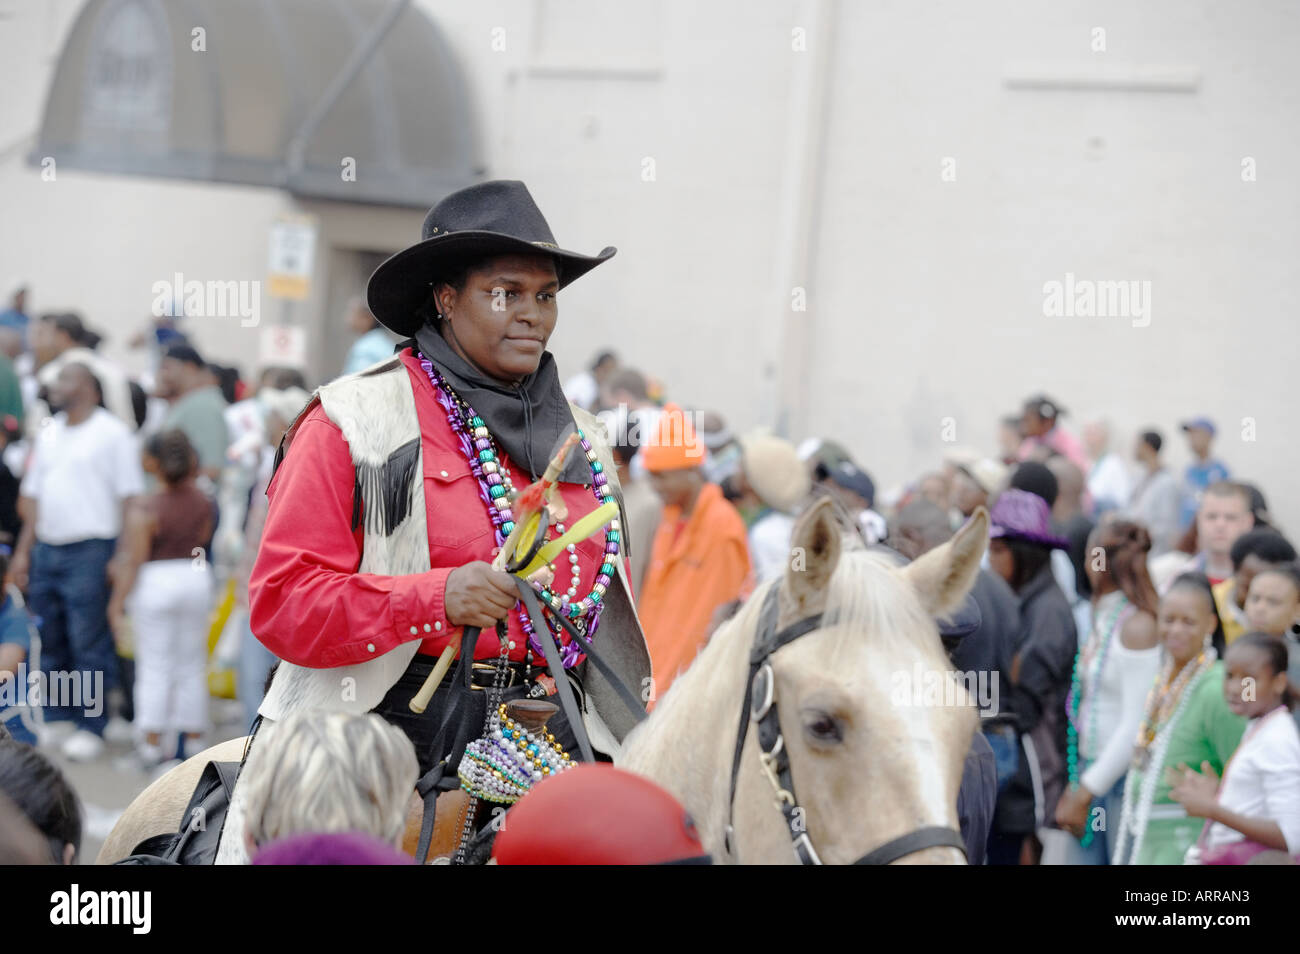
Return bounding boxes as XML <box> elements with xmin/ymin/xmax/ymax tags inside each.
<box><xmin>2</xmin><ymin>0</ymin><xmax>1297</xmax><ymax>866</ymax></box>
<box><xmin>2</xmin><ymin>305</ymin><xmax>1297</xmax><ymax>865</ymax></box>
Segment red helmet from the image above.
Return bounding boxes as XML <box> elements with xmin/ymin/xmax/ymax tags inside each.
<box><xmin>492</xmin><ymin>764</ymin><xmax>709</xmax><ymax>865</ymax></box>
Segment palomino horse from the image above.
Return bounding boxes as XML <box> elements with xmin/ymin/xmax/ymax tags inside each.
<box><xmin>100</xmin><ymin>500</ymin><xmax>988</xmax><ymax>865</ymax></box>
<box><xmin>621</xmin><ymin>498</ymin><xmax>988</xmax><ymax>864</ymax></box>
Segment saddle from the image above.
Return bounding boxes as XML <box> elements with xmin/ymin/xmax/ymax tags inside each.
<box><xmin>118</xmin><ymin>578</ymin><xmax>645</xmax><ymax>866</ymax></box>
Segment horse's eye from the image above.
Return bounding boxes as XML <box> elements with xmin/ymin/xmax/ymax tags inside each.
<box><xmin>803</xmin><ymin>712</ymin><xmax>844</xmax><ymax>745</ymax></box>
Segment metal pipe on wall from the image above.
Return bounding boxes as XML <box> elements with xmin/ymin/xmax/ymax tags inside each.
<box><xmin>770</xmin><ymin>0</ymin><xmax>837</xmax><ymax>441</ymax></box>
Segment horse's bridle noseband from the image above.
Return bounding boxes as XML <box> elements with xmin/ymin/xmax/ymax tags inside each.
<box><xmin>723</xmin><ymin>587</ymin><xmax>968</xmax><ymax>865</ymax></box>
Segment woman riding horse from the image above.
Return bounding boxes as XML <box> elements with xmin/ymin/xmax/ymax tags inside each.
<box><xmin>215</xmin><ymin>181</ymin><xmax>651</xmax><ymax>862</ymax></box>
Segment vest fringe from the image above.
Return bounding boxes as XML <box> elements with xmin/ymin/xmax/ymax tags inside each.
<box><xmin>352</xmin><ymin>437</ymin><xmax>420</xmax><ymax>535</ymax></box>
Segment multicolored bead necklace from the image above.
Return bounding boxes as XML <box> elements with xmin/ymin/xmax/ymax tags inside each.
<box><xmin>1064</xmin><ymin>593</ymin><xmax>1130</xmax><ymax>848</ymax></box>
<box><xmin>417</xmin><ymin>352</ymin><xmax>621</xmax><ymax>667</ymax></box>
<box><xmin>1114</xmin><ymin>649</ymin><xmax>1215</xmax><ymax>864</ymax></box>
<box><xmin>459</xmin><ymin>702</ymin><xmax>574</xmax><ymax>803</ymax></box>
<box><xmin>1134</xmin><ymin>648</ymin><xmax>1211</xmax><ymax>758</ymax></box>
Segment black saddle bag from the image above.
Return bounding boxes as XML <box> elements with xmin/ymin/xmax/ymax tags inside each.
<box><xmin>114</xmin><ymin>759</ymin><xmax>241</xmax><ymax>865</ymax></box>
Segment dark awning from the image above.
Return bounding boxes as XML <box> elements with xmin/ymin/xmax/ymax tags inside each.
<box><xmin>30</xmin><ymin>0</ymin><xmax>483</xmax><ymax>207</ymax></box>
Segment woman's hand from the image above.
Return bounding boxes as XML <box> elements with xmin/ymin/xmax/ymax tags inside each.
<box><xmin>108</xmin><ymin>600</ymin><xmax>129</xmax><ymax>650</ymax></box>
<box><xmin>445</xmin><ymin>561</ymin><xmax>519</xmax><ymax>629</ymax></box>
<box><xmin>1054</xmin><ymin>784</ymin><xmax>1094</xmax><ymax>837</ymax></box>
<box><xmin>1168</xmin><ymin>762</ymin><xmax>1220</xmax><ymax>818</ymax></box>
<box><xmin>6</xmin><ymin>549</ymin><xmax>29</xmax><ymax>591</ymax></box>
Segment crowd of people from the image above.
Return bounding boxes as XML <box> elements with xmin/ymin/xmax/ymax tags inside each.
<box><xmin>0</xmin><ymin>285</ymin><xmax>308</xmax><ymax>772</ymax></box>
<box><xmin>561</xmin><ymin>370</ymin><xmax>1300</xmax><ymax>866</ymax></box>
<box><xmin>1</xmin><ymin>266</ymin><xmax>1296</xmax><ymax>866</ymax></box>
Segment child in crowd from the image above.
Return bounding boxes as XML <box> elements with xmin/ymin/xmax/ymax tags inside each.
<box><xmin>1243</xmin><ymin>563</ymin><xmax>1300</xmax><ymax>637</ymax></box>
<box><xmin>1171</xmin><ymin>633</ymin><xmax>1300</xmax><ymax>863</ymax></box>
<box><xmin>0</xmin><ymin>737</ymin><xmax>82</xmax><ymax>863</ymax></box>
<box><xmin>1237</xmin><ymin>564</ymin><xmax>1300</xmax><ymax>696</ymax></box>
<box><xmin>0</xmin><ymin>546</ymin><xmax>37</xmax><ymax>746</ymax></box>
<box><xmin>0</xmin><ymin>415</ymin><xmax>22</xmax><ymax>542</ymax></box>
<box><xmin>1212</xmin><ymin>529</ymin><xmax>1297</xmax><ymax>645</ymax></box>
<box><xmin>1242</xmin><ymin>562</ymin><xmax>1300</xmax><ymax>726</ymax></box>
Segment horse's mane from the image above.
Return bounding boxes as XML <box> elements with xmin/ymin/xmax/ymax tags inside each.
<box><xmin>649</xmin><ymin>546</ymin><xmax>944</xmax><ymax>722</ymax></box>
<box><xmin>801</xmin><ymin>547</ymin><xmax>944</xmax><ymax>664</ymax></box>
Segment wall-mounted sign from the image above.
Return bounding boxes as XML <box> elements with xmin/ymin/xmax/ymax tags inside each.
<box><xmin>267</xmin><ymin>215</ymin><xmax>318</xmax><ymax>300</ymax></box>
<box><xmin>259</xmin><ymin>323</ymin><xmax>307</xmax><ymax>368</ymax></box>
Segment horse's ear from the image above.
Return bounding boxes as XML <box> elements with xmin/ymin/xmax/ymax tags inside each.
<box><xmin>901</xmin><ymin>506</ymin><xmax>989</xmax><ymax>618</ymax></box>
<box><xmin>784</xmin><ymin>496</ymin><xmax>842</xmax><ymax>615</ymax></box>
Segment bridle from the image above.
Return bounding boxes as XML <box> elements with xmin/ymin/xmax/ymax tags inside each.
<box><xmin>723</xmin><ymin>586</ymin><xmax>968</xmax><ymax>865</ymax></box>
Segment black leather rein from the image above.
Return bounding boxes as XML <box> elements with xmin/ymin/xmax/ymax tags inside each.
<box><xmin>723</xmin><ymin>587</ymin><xmax>968</xmax><ymax>865</ymax></box>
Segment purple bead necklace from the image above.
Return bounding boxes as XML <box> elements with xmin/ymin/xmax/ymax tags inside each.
<box><xmin>417</xmin><ymin>353</ymin><xmax>620</xmax><ymax>667</ymax></box>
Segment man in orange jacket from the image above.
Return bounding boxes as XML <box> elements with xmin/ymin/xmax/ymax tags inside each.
<box><xmin>636</xmin><ymin>404</ymin><xmax>752</xmax><ymax>700</ymax></box>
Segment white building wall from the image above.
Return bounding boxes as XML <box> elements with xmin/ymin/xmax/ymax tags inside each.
<box><xmin>0</xmin><ymin>0</ymin><xmax>289</xmax><ymax>380</ymax></box>
<box><xmin>1</xmin><ymin>0</ymin><xmax>1296</xmax><ymax>531</ymax></box>
<box><xmin>807</xmin><ymin>0</ymin><xmax>1298</xmax><ymax>522</ymax></box>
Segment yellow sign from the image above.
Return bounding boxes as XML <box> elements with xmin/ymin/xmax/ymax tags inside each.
<box><xmin>267</xmin><ymin>215</ymin><xmax>318</xmax><ymax>301</ymax></box>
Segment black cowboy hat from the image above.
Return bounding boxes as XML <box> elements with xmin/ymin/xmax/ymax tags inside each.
<box><xmin>367</xmin><ymin>180</ymin><xmax>617</xmax><ymax>336</ymax></box>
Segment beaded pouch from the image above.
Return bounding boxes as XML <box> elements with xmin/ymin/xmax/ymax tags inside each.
<box><xmin>457</xmin><ymin>700</ymin><xmax>574</xmax><ymax>803</ymax></box>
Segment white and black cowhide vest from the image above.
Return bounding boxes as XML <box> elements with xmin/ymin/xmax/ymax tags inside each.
<box><xmin>258</xmin><ymin>358</ymin><xmax>430</xmax><ymax>721</ymax></box>
<box><xmin>255</xmin><ymin>357</ymin><xmax>651</xmax><ymax>752</ymax></box>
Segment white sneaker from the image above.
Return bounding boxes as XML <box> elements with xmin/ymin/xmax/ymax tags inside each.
<box><xmin>111</xmin><ymin>741</ymin><xmax>167</xmax><ymax>774</ymax></box>
<box><xmin>61</xmin><ymin>729</ymin><xmax>106</xmax><ymax>762</ymax></box>
<box><xmin>103</xmin><ymin>716</ymin><xmax>135</xmax><ymax>745</ymax></box>
<box><xmin>181</xmin><ymin>735</ymin><xmax>207</xmax><ymax>760</ymax></box>
<box><xmin>35</xmin><ymin>720</ymin><xmax>78</xmax><ymax>748</ymax></box>
<box><xmin>137</xmin><ymin>739</ymin><xmax>167</xmax><ymax>767</ymax></box>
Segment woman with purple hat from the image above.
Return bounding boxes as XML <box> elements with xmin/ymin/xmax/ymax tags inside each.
<box><xmin>984</xmin><ymin>488</ymin><xmax>1078</xmax><ymax>865</ymax></box>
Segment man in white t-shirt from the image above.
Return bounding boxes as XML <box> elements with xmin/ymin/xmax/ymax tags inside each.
<box><xmin>1082</xmin><ymin>418</ymin><xmax>1131</xmax><ymax>515</ymax></box>
<box><xmin>28</xmin><ymin>312</ymin><xmax>136</xmax><ymax>434</ymax></box>
<box><xmin>9</xmin><ymin>362</ymin><xmax>144</xmax><ymax>761</ymax></box>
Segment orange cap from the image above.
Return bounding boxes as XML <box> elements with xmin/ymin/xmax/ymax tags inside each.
<box><xmin>641</xmin><ymin>403</ymin><xmax>705</xmax><ymax>473</ymax></box>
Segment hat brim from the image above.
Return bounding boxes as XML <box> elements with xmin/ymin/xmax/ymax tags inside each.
<box><xmin>367</xmin><ymin>232</ymin><xmax>616</xmax><ymax>336</ymax></box>
<box><xmin>958</xmin><ymin>463</ymin><xmax>1008</xmax><ymax>497</ymax></box>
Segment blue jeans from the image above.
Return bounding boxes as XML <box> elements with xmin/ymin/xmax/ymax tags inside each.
<box><xmin>983</xmin><ymin>724</ymin><xmax>1020</xmax><ymax>793</ymax></box>
<box><xmin>237</xmin><ymin>614</ymin><xmax>278</xmax><ymax>732</ymax></box>
<box><xmin>27</xmin><ymin>538</ymin><xmax>118</xmax><ymax>736</ymax></box>
<box><xmin>0</xmin><ymin>706</ymin><xmax>37</xmax><ymax>744</ymax></box>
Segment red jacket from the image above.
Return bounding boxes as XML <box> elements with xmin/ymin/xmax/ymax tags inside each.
<box><xmin>249</xmin><ymin>350</ymin><xmax>622</xmax><ymax>668</ymax></box>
